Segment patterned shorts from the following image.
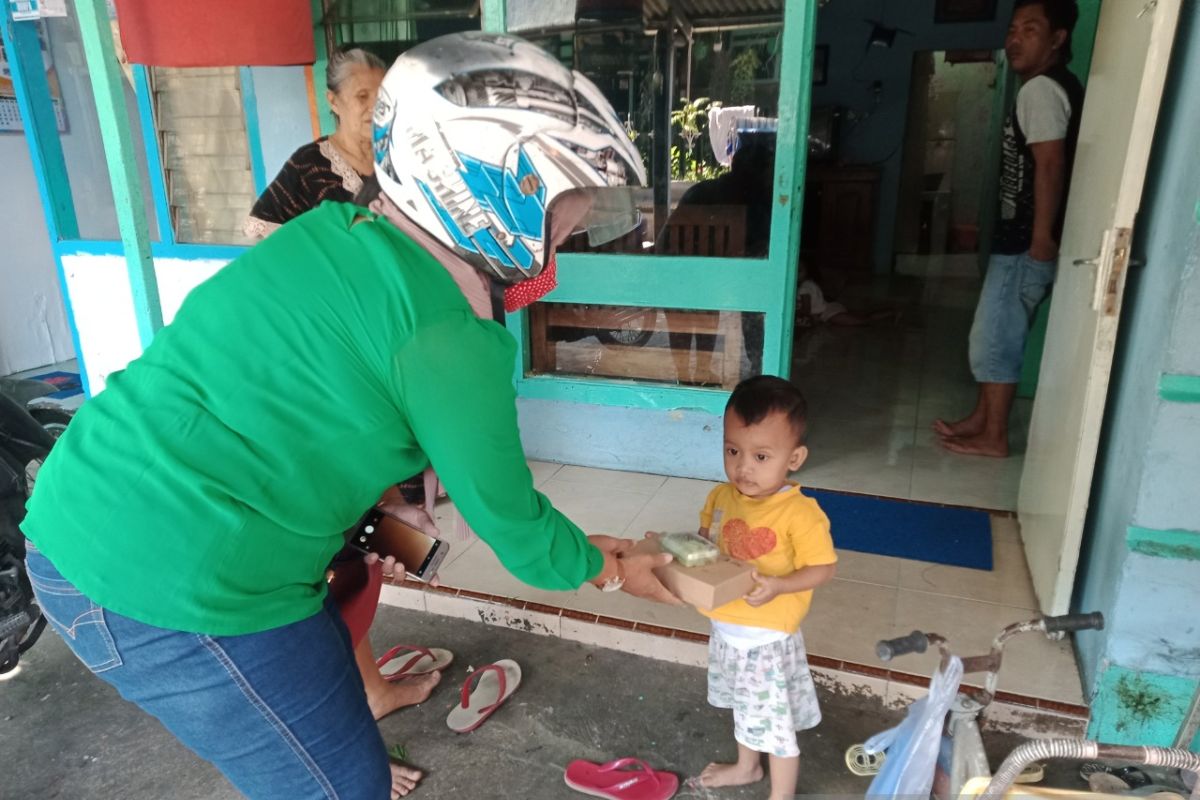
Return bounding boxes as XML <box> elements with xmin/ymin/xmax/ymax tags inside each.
<box><xmin>707</xmin><ymin>630</ymin><xmax>821</xmax><ymax>758</ymax></box>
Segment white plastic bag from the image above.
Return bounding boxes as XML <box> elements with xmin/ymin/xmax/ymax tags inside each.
<box><xmin>865</xmin><ymin>655</ymin><xmax>964</xmax><ymax>798</ymax></box>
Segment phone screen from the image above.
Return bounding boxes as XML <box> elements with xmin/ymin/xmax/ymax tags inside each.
<box><xmin>347</xmin><ymin>510</ymin><xmax>445</xmax><ymax>579</ymax></box>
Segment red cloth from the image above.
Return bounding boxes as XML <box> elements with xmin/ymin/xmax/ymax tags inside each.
<box><xmin>327</xmin><ymin>558</ymin><xmax>382</xmax><ymax>648</ymax></box>
<box><xmin>504</xmin><ymin>255</ymin><xmax>558</xmax><ymax>313</ymax></box>
<box><xmin>113</xmin><ymin>0</ymin><xmax>315</xmax><ymax>67</ymax></box>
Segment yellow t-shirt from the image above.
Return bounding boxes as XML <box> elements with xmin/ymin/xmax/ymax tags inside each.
<box><xmin>699</xmin><ymin>482</ymin><xmax>837</xmax><ymax>634</ymax></box>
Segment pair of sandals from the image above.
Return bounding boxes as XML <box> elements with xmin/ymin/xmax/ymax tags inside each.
<box><xmin>376</xmin><ymin>644</ymin><xmax>521</xmax><ymax>734</ymax></box>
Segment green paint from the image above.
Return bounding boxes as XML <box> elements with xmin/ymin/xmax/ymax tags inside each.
<box><xmin>1127</xmin><ymin>526</ymin><xmax>1200</xmax><ymax>561</ymax></box>
<box><xmin>1160</xmin><ymin>373</ymin><xmax>1200</xmax><ymax>403</ymax></box>
<box><xmin>552</xmin><ymin>254</ymin><xmax>776</xmax><ymax>311</ymax></box>
<box><xmin>497</xmin><ymin>0</ymin><xmax>814</xmax><ymax>410</ymax></box>
<box><xmin>75</xmin><ymin>0</ymin><xmax>163</xmax><ymax>348</ymax></box>
<box><xmin>517</xmin><ymin>375</ymin><xmax>729</xmax><ymax>415</ymax></box>
<box><xmin>481</xmin><ymin>0</ymin><xmax>506</xmax><ymax>33</ymax></box>
<box><xmin>768</xmin><ymin>0</ymin><xmax>816</xmax><ymax>378</ymax></box>
<box><xmin>1018</xmin><ymin>299</ymin><xmax>1050</xmax><ymax>398</ymax></box>
<box><xmin>1089</xmin><ymin>665</ymin><xmax>1198</xmax><ymax>746</ymax></box>
<box><xmin>1069</xmin><ymin>0</ymin><xmax>1103</xmax><ymax>84</ymax></box>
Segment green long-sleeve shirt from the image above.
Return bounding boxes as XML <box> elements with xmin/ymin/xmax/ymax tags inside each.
<box><xmin>22</xmin><ymin>202</ymin><xmax>603</xmax><ymax>635</ymax></box>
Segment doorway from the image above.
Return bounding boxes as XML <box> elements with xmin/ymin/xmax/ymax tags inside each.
<box><xmin>792</xmin><ymin>48</ymin><xmax>1025</xmax><ymax>512</ymax></box>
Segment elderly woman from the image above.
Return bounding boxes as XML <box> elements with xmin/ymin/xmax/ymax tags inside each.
<box><xmin>243</xmin><ymin>48</ymin><xmax>385</xmax><ymax>239</ymax></box>
<box><xmin>24</xmin><ymin>33</ymin><xmax>671</xmax><ymax>799</ymax></box>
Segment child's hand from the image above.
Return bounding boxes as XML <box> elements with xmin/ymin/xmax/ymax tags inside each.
<box><xmin>743</xmin><ymin>571</ymin><xmax>780</xmax><ymax>607</ymax></box>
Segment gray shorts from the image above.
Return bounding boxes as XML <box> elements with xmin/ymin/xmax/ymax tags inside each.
<box><xmin>707</xmin><ymin>629</ymin><xmax>822</xmax><ymax>758</ymax></box>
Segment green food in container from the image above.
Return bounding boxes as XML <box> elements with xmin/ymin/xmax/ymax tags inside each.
<box><xmin>659</xmin><ymin>532</ymin><xmax>720</xmax><ymax>567</ymax></box>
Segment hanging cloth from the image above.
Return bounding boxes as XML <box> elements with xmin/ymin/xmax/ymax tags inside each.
<box><xmin>112</xmin><ymin>0</ymin><xmax>315</xmax><ymax>67</ymax></box>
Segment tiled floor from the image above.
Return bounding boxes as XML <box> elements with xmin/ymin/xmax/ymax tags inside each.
<box><xmin>432</xmin><ymin>461</ymin><xmax>1085</xmax><ymax>706</ymax></box>
<box><xmin>795</xmin><ymin>254</ymin><xmax>1032</xmax><ymax>511</ymax></box>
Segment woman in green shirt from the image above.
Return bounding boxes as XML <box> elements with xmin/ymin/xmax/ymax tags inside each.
<box><xmin>22</xmin><ymin>32</ymin><xmax>672</xmax><ymax>800</ymax></box>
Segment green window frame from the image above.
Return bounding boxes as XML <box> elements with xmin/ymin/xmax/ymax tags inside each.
<box><xmin>483</xmin><ymin>0</ymin><xmax>815</xmax><ymax>415</ymax></box>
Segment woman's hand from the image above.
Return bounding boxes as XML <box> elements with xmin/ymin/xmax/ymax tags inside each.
<box><xmin>375</xmin><ymin>496</ymin><xmax>440</xmax><ymax>538</ymax></box>
<box><xmin>587</xmin><ymin>534</ymin><xmax>637</xmax><ymax>557</ymax></box>
<box><xmin>366</xmin><ymin>495</ymin><xmax>441</xmax><ymax>586</ymax></box>
<box><xmin>619</xmin><ymin>549</ymin><xmax>685</xmax><ymax>605</ymax></box>
<box><xmin>743</xmin><ymin>570</ymin><xmax>781</xmax><ymax>607</ymax></box>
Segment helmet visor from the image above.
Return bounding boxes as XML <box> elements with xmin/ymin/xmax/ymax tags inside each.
<box><xmin>549</xmin><ymin>186</ymin><xmax>645</xmax><ymax>249</ymax></box>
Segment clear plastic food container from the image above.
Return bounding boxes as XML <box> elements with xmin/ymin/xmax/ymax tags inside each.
<box><xmin>658</xmin><ymin>532</ymin><xmax>720</xmax><ymax>567</ymax></box>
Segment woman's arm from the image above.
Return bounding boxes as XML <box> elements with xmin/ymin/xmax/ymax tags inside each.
<box><xmin>394</xmin><ymin>315</ymin><xmax>676</xmax><ymax>603</ymax></box>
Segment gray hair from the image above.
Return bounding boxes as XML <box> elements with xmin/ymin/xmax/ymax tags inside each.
<box><xmin>326</xmin><ymin>48</ymin><xmax>386</xmax><ymax>94</ymax></box>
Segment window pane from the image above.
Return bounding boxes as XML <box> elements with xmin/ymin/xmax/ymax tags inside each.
<box><xmin>528</xmin><ymin>302</ymin><xmax>763</xmax><ymax>389</ymax></box>
<box><xmin>41</xmin><ymin>10</ymin><xmax>160</xmax><ymax>241</ymax></box>
<box><xmin>150</xmin><ymin>66</ymin><xmax>255</xmax><ymax>244</ymax></box>
<box><xmin>518</xmin><ymin>13</ymin><xmax>783</xmax><ymax>260</ymax></box>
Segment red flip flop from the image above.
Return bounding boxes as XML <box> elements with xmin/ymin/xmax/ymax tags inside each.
<box><xmin>376</xmin><ymin>644</ymin><xmax>454</xmax><ymax>680</ymax></box>
<box><xmin>564</xmin><ymin>758</ymin><xmax>679</xmax><ymax>800</ymax></box>
<box><xmin>445</xmin><ymin>659</ymin><xmax>521</xmax><ymax>733</ymax></box>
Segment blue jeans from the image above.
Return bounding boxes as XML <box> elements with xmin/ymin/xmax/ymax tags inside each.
<box><xmin>24</xmin><ymin>542</ymin><xmax>390</xmax><ymax>799</ymax></box>
<box><xmin>968</xmin><ymin>251</ymin><xmax>1057</xmax><ymax>383</ymax></box>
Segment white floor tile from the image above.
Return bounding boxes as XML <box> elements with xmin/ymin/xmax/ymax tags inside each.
<box><xmin>623</xmin><ymin>490</ymin><xmax>708</xmax><ymax>538</ymax></box>
<box><xmin>889</xmin><ymin>589</ymin><xmax>1083</xmax><ymax>703</ymax></box>
<box><xmin>897</xmin><ymin>539</ymin><xmax>1038</xmax><ymax>609</ymax></box>
<box><xmin>435</xmin><ymin>538</ymin><xmax>570</xmax><ymax>607</ymax></box>
<box><xmin>833</xmin><ymin>550</ymin><xmax>905</xmax><ymax>587</ymax></box>
<box><xmin>527</xmin><ymin>460</ymin><xmax>563</xmax><ymax>488</ymax></box>
<box><xmin>550</xmin><ymin>464</ymin><xmax>667</xmax><ymax>494</ymax></box>
<box><xmin>909</xmin><ymin>431</ymin><xmax>1023</xmax><ymax>511</ymax></box>
<box><xmin>801</xmin><ymin>578</ymin><xmax>900</xmax><ymax>666</ymax></box>
<box><xmin>800</xmin><ymin>421</ymin><xmax>915</xmax><ymax>500</ymax></box>
<box><xmin>538</xmin><ymin>478</ymin><xmax>656</xmax><ymax>536</ymax></box>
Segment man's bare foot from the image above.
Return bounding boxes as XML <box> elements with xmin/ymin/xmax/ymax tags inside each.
<box><xmin>933</xmin><ymin>416</ymin><xmax>985</xmax><ymax>439</ymax></box>
<box><xmin>696</xmin><ymin>761</ymin><xmax>765</xmax><ymax>788</ymax></box>
<box><xmin>389</xmin><ymin>763</ymin><xmax>423</xmax><ymax>798</ymax></box>
<box><xmin>940</xmin><ymin>434</ymin><xmax>1009</xmax><ymax>458</ymax></box>
<box><xmin>368</xmin><ymin>671</ymin><xmax>442</xmax><ymax>720</ymax></box>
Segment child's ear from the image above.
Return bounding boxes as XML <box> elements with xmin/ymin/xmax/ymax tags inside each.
<box><xmin>789</xmin><ymin>445</ymin><xmax>809</xmax><ymax>472</ymax></box>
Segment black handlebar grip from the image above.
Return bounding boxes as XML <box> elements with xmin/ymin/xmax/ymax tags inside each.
<box><xmin>1042</xmin><ymin>612</ymin><xmax>1105</xmax><ymax>633</ymax></box>
<box><xmin>876</xmin><ymin>631</ymin><xmax>929</xmax><ymax>661</ymax></box>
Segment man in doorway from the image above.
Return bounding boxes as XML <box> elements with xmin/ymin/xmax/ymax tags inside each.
<box><xmin>936</xmin><ymin>0</ymin><xmax>1084</xmax><ymax>457</ymax></box>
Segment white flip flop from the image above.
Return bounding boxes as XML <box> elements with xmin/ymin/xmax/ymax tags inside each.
<box><xmin>445</xmin><ymin>659</ymin><xmax>521</xmax><ymax>733</ymax></box>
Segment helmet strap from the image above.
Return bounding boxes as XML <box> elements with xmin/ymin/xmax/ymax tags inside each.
<box><xmin>489</xmin><ymin>280</ymin><xmax>507</xmax><ymax>323</ymax></box>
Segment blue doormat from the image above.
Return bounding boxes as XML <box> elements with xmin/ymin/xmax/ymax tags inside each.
<box><xmin>804</xmin><ymin>488</ymin><xmax>993</xmax><ymax>571</ymax></box>
<box><xmin>29</xmin><ymin>370</ymin><xmax>83</xmax><ymax>399</ymax></box>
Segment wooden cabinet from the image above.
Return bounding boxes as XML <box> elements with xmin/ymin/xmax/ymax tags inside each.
<box><xmin>802</xmin><ymin>164</ymin><xmax>880</xmax><ymax>282</ymax></box>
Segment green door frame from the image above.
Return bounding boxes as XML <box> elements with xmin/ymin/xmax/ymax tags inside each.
<box><xmin>483</xmin><ymin>0</ymin><xmax>815</xmax><ymax>415</ymax></box>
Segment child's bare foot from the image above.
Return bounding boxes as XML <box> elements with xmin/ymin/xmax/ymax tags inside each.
<box><xmin>697</xmin><ymin>760</ymin><xmax>764</xmax><ymax>788</ymax></box>
<box><xmin>368</xmin><ymin>670</ymin><xmax>442</xmax><ymax>720</ymax></box>
<box><xmin>389</xmin><ymin>762</ymin><xmax>423</xmax><ymax>797</ymax></box>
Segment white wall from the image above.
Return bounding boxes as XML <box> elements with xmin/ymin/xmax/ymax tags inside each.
<box><xmin>59</xmin><ymin>251</ymin><xmax>228</xmax><ymax>391</ymax></box>
<box><xmin>0</xmin><ymin>135</ymin><xmax>74</xmax><ymax>375</ymax></box>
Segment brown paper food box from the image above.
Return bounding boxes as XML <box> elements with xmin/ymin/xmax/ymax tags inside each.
<box><xmin>632</xmin><ymin>538</ymin><xmax>757</xmax><ymax>611</ymax></box>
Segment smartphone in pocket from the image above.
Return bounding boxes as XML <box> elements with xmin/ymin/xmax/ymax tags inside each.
<box><xmin>346</xmin><ymin>509</ymin><xmax>450</xmax><ymax>582</ymax></box>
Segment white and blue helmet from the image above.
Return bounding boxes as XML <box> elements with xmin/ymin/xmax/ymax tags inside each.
<box><xmin>372</xmin><ymin>31</ymin><xmax>647</xmax><ymax>284</ymax></box>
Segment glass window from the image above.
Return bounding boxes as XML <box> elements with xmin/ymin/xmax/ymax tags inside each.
<box><xmin>528</xmin><ymin>303</ymin><xmax>764</xmax><ymax>389</ymax></box>
<box><xmin>149</xmin><ymin>66</ymin><xmax>256</xmax><ymax>244</ymax></box>
<box><xmin>38</xmin><ymin>9</ymin><xmax>160</xmax><ymax>241</ymax></box>
<box><xmin>516</xmin><ymin>11</ymin><xmax>783</xmax><ymax>260</ymax></box>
